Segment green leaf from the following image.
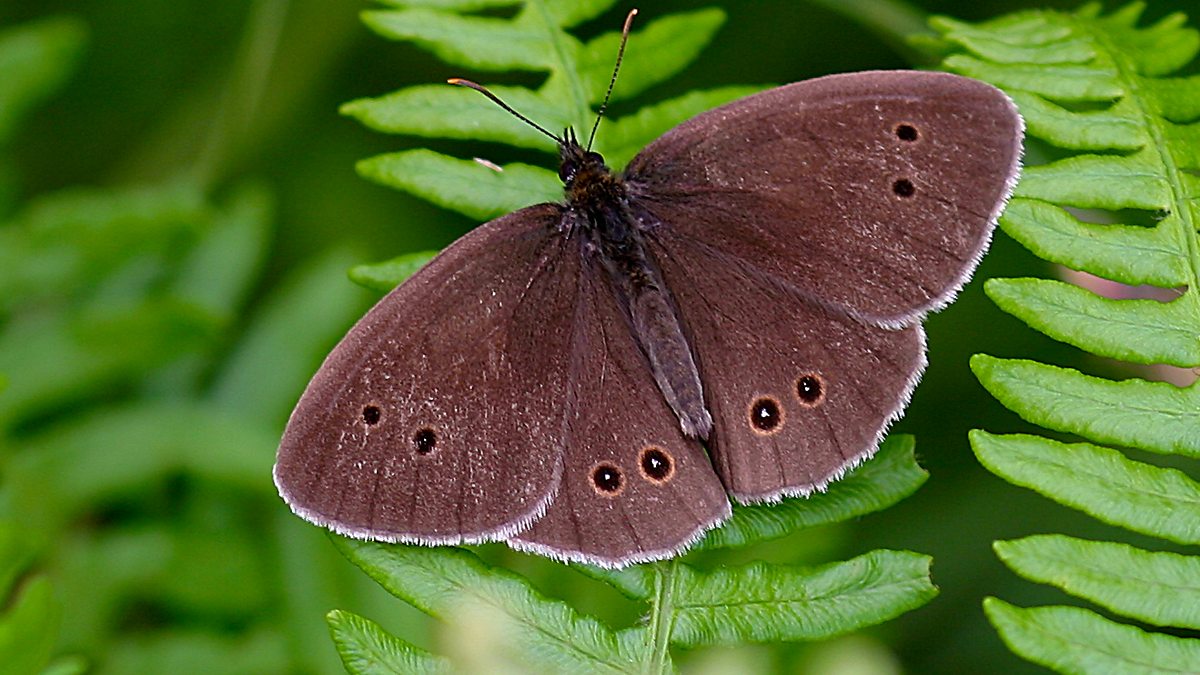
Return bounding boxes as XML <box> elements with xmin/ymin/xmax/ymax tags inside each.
<box><xmin>349</xmin><ymin>251</ymin><xmax>439</xmax><ymax>292</ymax></box>
<box><xmin>668</xmin><ymin>550</ymin><xmax>936</xmax><ymax>647</ymax></box>
<box><xmin>971</xmin><ymin>431</ymin><xmax>1200</xmax><ymax>546</ymax></box>
<box><xmin>0</xmin><ymin>181</ymin><xmax>209</xmax><ymax>316</ymax></box>
<box><xmin>942</xmin><ymin>4</ymin><xmax>1200</xmax><ymax>669</ymax></box>
<box><xmin>327</xmin><ymin>610</ymin><xmax>452</xmax><ymax>675</ymax></box>
<box><xmin>577</xmin><ymin>9</ymin><xmax>725</xmax><ymax>104</ymax></box>
<box><xmin>332</xmin><ymin>538</ymin><xmax>650</xmax><ymax>673</ymax></box>
<box><xmin>985</xmin><ymin>278</ymin><xmax>1200</xmax><ymax>366</ymax></box>
<box><xmin>972</xmin><ymin>355</ymin><xmax>1200</xmax><ymax>458</ymax></box>
<box><xmin>0</xmin><ymin>16</ymin><xmax>86</xmax><ymax>144</ymax></box>
<box><xmin>698</xmin><ymin>435</ymin><xmax>926</xmax><ymax>551</ymax></box>
<box><xmin>0</xmin><ymin>298</ymin><xmax>220</xmax><ymax>432</ymax></box>
<box><xmin>0</xmin><ymin>523</ymin><xmax>65</xmax><ymax>675</ymax></box>
<box><xmin>996</xmin><ymin>535</ymin><xmax>1200</xmax><ymax>630</ymax></box>
<box><xmin>0</xmin><ymin>576</ymin><xmax>58</xmax><ymax>675</ymax></box>
<box><xmin>984</xmin><ymin>599</ymin><xmax>1200</xmax><ymax>674</ymax></box>
<box><xmin>357</xmin><ymin>150</ymin><xmax>560</xmax><ymax>222</ymax></box>
<box><xmin>997</xmin><ymin>198</ymin><xmax>1188</xmax><ymax>288</ymax></box>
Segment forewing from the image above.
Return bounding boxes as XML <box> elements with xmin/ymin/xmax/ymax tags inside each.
<box><xmin>624</xmin><ymin>70</ymin><xmax>1022</xmax><ymax>325</ymax></box>
<box><xmin>274</xmin><ymin>204</ymin><xmax>578</xmax><ymax>544</ymax></box>
<box><xmin>510</xmin><ymin>259</ymin><xmax>731</xmax><ymax>567</ymax></box>
<box><xmin>649</xmin><ymin>232</ymin><xmax>925</xmax><ymax>502</ymax></box>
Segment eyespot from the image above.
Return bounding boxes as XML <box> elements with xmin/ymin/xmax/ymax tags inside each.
<box><xmin>413</xmin><ymin>428</ymin><xmax>437</xmax><ymax>455</ymax></box>
<box><xmin>796</xmin><ymin>374</ymin><xmax>826</xmax><ymax>407</ymax></box>
<box><xmin>749</xmin><ymin>397</ymin><xmax>783</xmax><ymax>434</ymax></box>
<box><xmin>362</xmin><ymin>405</ymin><xmax>381</xmax><ymax>425</ymax></box>
<box><xmin>893</xmin><ymin>179</ymin><xmax>915</xmax><ymax>197</ymax></box>
<box><xmin>591</xmin><ymin>463</ymin><xmax>624</xmax><ymax>496</ymax></box>
<box><xmin>639</xmin><ymin>447</ymin><xmax>674</xmax><ymax>484</ymax></box>
<box><xmin>894</xmin><ymin>123</ymin><xmax>919</xmax><ymax>142</ymax></box>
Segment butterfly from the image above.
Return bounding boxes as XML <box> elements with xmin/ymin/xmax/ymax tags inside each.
<box><xmin>274</xmin><ymin>18</ymin><xmax>1023</xmax><ymax>568</ymax></box>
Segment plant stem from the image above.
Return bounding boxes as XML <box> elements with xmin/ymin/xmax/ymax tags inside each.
<box><xmin>645</xmin><ymin>560</ymin><xmax>677</xmax><ymax>675</ymax></box>
<box><xmin>192</xmin><ymin>0</ymin><xmax>289</xmax><ymax>189</ymax></box>
<box><xmin>805</xmin><ymin>0</ymin><xmax>935</xmax><ymax>65</ymax></box>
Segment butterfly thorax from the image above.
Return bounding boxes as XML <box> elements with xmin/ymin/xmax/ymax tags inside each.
<box><xmin>558</xmin><ymin>138</ymin><xmax>713</xmax><ymax>440</ymax></box>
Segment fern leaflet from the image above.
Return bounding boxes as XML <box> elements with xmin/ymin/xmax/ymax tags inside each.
<box><xmin>935</xmin><ymin>3</ymin><xmax>1200</xmax><ymax>671</ymax></box>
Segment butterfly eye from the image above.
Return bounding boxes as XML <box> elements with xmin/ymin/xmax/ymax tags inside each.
<box><xmin>892</xmin><ymin>179</ymin><xmax>915</xmax><ymax>198</ymax></box>
<box><xmin>749</xmin><ymin>397</ymin><xmax>783</xmax><ymax>434</ymax></box>
<box><xmin>639</xmin><ymin>447</ymin><xmax>674</xmax><ymax>484</ymax></box>
<box><xmin>894</xmin><ymin>123</ymin><xmax>919</xmax><ymax>141</ymax></box>
<box><xmin>591</xmin><ymin>463</ymin><xmax>624</xmax><ymax>496</ymax></box>
<box><xmin>412</xmin><ymin>428</ymin><xmax>437</xmax><ymax>455</ymax></box>
<box><xmin>558</xmin><ymin>160</ymin><xmax>577</xmax><ymax>183</ymax></box>
<box><xmin>361</xmin><ymin>405</ymin><xmax>381</xmax><ymax>425</ymax></box>
<box><xmin>796</xmin><ymin>374</ymin><xmax>826</xmax><ymax>406</ymax></box>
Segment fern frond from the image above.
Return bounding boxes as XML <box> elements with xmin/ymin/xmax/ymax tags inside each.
<box><xmin>936</xmin><ymin>3</ymin><xmax>1200</xmax><ymax>671</ymax></box>
<box><xmin>341</xmin><ymin>0</ymin><xmax>748</xmax><ymax>225</ymax></box>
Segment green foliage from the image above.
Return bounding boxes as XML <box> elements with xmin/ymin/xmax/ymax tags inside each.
<box><xmin>935</xmin><ymin>3</ymin><xmax>1200</xmax><ymax>671</ymax></box>
<box><xmin>328</xmin><ymin>438</ymin><xmax>932</xmax><ymax>674</ymax></box>
<box><xmin>0</xmin><ymin>16</ymin><xmax>85</xmax><ymax>148</ymax></box>
<box><xmin>329</xmin><ymin>3</ymin><xmax>944</xmax><ymax>671</ymax></box>
<box><xmin>0</xmin><ymin>522</ymin><xmax>86</xmax><ymax>675</ymax></box>
<box><xmin>0</xmin><ymin>13</ymin><xmax>391</xmax><ymax>674</ymax></box>
<box><xmin>340</xmin><ymin>0</ymin><xmax>758</xmax><ymax>226</ymax></box>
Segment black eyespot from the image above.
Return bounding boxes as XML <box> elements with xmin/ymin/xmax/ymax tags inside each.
<box><xmin>591</xmin><ymin>463</ymin><xmax>624</xmax><ymax>495</ymax></box>
<box><xmin>893</xmin><ymin>179</ymin><xmax>915</xmax><ymax>197</ymax></box>
<box><xmin>639</xmin><ymin>447</ymin><xmax>674</xmax><ymax>483</ymax></box>
<box><xmin>797</xmin><ymin>374</ymin><xmax>825</xmax><ymax>406</ymax></box>
<box><xmin>750</xmin><ymin>397</ymin><xmax>782</xmax><ymax>433</ymax></box>
<box><xmin>413</xmin><ymin>428</ymin><xmax>437</xmax><ymax>455</ymax></box>
<box><xmin>362</xmin><ymin>405</ymin><xmax>381</xmax><ymax>425</ymax></box>
<box><xmin>895</xmin><ymin>123</ymin><xmax>919</xmax><ymax>141</ymax></box>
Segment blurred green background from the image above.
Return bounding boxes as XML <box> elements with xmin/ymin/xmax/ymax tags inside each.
<box><xmin>1</xmin><ymin>0</ymin><xmax>1195</xmax><ymax>673</ymax></box>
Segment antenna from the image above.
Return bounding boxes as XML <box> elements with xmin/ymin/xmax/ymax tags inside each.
<box><xmin>447</xmin><ymin>78</ymin><xmax>564</xmax><ymax>144</ymax></box>
<box><xmin>586</xmin><ymin>9</ymin><xmax>638</xmax><ymax>151</ymax></box>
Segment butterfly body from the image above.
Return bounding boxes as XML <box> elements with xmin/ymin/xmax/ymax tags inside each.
<box><xmin>564</xmin><ymin>140</ymin><xmax>714</xmax><ymax>441</ymax></box>
<box><xmin>275</xmin><ymin>70</ymin><xmax>1023</xmax><ymax>567</ymax></box>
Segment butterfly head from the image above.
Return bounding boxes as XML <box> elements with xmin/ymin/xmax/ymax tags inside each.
<box><xmin>558</xmin><ymin>128</ymin><xmax>609</xmax><ymax>188</ymax></box>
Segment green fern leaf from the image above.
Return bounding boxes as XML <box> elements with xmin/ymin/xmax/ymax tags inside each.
<box><xmin>936</xmin><ymin>3</ymin><xmax>1200</xmax><ymax>670</ymax></box>
<box><xmin>345</xmin><ymin>1</ymin><xmax>757</xmax><ymax>221</ymax></box>
<box><xmin>995</xmin><ymin>535</ymin><xmax>1200</xmax><ymax>630</ymax></box>
<box><xmin>667</xmin><ymin>551</ymin><xmax>936</xmax><ymax>647</ymax></box>
<box><xmin>983</xmin><ymin>599</ymin><xmax>1200</xmax><ymax>674</ymax></box>
<box><xmin>332</xmin><ymin>538</ymin><xmax>651</xmax><ymax>673</ymax></box>
<box><xmin>326</xmin><ymin>610</ymin><xmax>452</xmax><ymax>675</ymax></box>
<box><xmin>697</xmin><ymin>435</ymin><xmax>926</xmax><ymax>552</ymax></box>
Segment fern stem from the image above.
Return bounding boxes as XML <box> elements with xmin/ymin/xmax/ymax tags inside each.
<box><xmin>1091</xmin><ymin>21</ymin><xmax>1200</xmax><ymax>302</ymax></box>
<box><xmin>803</xmin><ymin>0</ymin><xmax>934</xmax><ymax>64</ymax></box>
<box><xmin>192</xmin><ymin>0</ymin><xmax>289</xmax><ymax>189</ymax></box>
<box><xmin>528</xmin><ymin>0</ymin><xmax>592</xmax><ymax>134</ymax></box>
<box><xmin>645</xmin><ymin>560</ymin><xmax>677</xmax><ymax>675</ymax></box>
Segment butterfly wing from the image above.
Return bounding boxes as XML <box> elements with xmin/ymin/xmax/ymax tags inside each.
<box><xmin>624</xmin><ymin>70</ymin><xmax>1023</xmax><ymax>326</ymax></box>
<box><xmin>510</xmin><ymin>260</ymin><xmax>731</xmax><ymax>566</ymax></box>
<box><xmin>648</xmin><ymin>234</ymin><xmax>924</xmax><ymax>501</ymax></box>
<box><xmin>274</xmin><ymin>204</ymin><xmax>580</xmax><ymax>544</ymax></box>
<box><xmin>627</xmin><ymin>71</ymin><xmax>1020</xmax><ymax>501</ymax></box>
